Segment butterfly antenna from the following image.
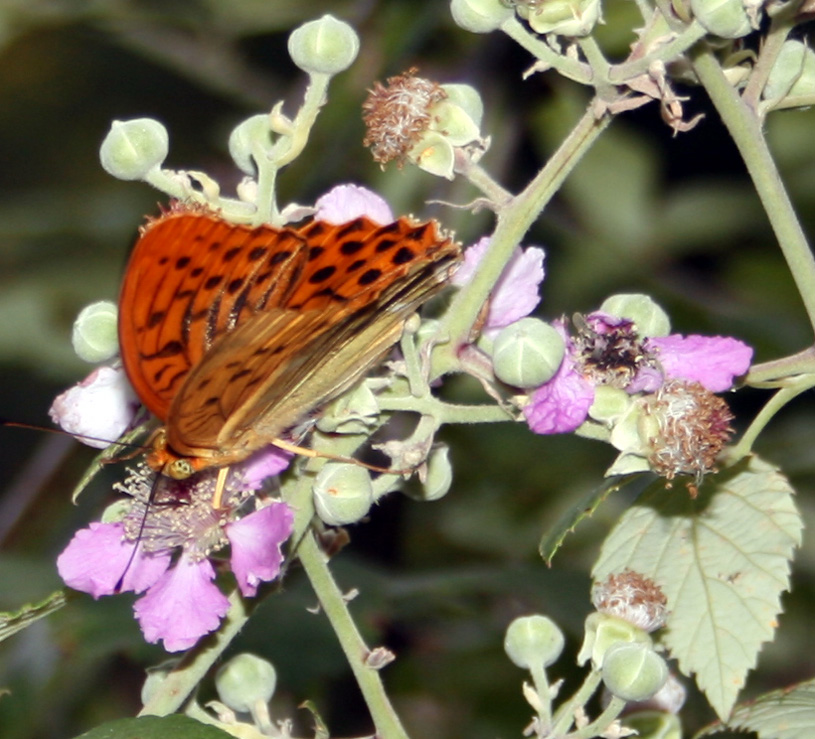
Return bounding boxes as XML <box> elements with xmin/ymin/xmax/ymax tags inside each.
<box><xmin>270</xmin><ymin>438</ymin><xmax>415</xmax><ymax>476</ymax></box>
<box><xmin>114</xmin><ymin>472</ymin><xmax>163</xmax><ymax>593</ymax></box>
<box><xmin>0</xmin><ymin>418</ymin><xmax>148</xmax><ymax>454</ymax></box>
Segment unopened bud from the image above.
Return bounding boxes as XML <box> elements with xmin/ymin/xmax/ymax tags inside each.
<box><xmin>602</xmin><ymin>642</ymin><xmax>668</xmax><ymax>702</ymax></box>
<box><xmin>492</xmin><ymin>318</ymin><xmax>565</xmax><ymax>389</ymax></box>
<box><xmin>72</xmin><ymin>301</ymin><xmax>119</xmax><ymax>363</ymax></box>
<box><xmin>215</xmin><ymin>653</ymin><xmax>277</xmax><ymax>713</ymax></box>
<box><xmin>504</xmin><ymin>614</ymin><xmax>565</xmax><ymax>669</ymax></box>
<box><xmin>313</xmin><ymin>463</ymin><xmax>374</xmax><ymax>525</ymax></box>
<box><xmin>99</xmin><ymin>118</ymin><xmax>169</xmax><ymax>181</ymax></box>
<box><xmin>450</xmin><ymin>0</ymin><xmax>513</xmax><ymax>33</ymax></box>
<box><xmin>288</xmin><ymin>15</ymin><xmax>359</xmax><ymax>75</ymax></box>
<box><xmin>599</xmin><ymin>294</ymin><xmax>670</xmax><ymax>338</ymax></box>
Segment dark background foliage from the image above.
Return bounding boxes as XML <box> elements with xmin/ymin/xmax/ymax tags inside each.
<box><xmin>0</xmin><ymin>1</ymin><xmax>814</xmax><ymax>737</ymax></box>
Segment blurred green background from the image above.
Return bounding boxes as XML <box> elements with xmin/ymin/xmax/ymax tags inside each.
<box><xmin>1</xmin><ymin>1</ymin><xmax>814</xmax><ymax>737</ymax></box>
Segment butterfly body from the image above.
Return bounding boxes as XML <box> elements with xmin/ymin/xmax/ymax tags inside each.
<box><xmin>118</xmin><ymin>204</ymin><xmax>461</xmax><ymax>477</ymax></box>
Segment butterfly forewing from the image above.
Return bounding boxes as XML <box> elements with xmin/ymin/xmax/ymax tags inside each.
<box><xmin>118</xmin><ymin>204</ymin><xmax>461</xmax><ymax>472</ymax></box>
<box><xmin>119</xmin><ymin>209</ymin><xmax>310</xmax><ymax>421</ymax></box>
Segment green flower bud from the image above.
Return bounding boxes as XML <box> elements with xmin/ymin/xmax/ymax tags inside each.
<box><xmin>450</xmin><ymin>0</ymin><xmax>513</xmax><ymax>32</ymax></box>
<box><xmin>689</xmin><ymin>0</ymin><xmax>753</xmax><ymax>39</ymax></box>
<box><xmin>518</xmin><ymin>0</ymin><xmax>602</xmax><ymax>38</ymax></box>
<box><xmin>288</xmin><ymin>15</ymin><xmax>359</xmax><ymax>76</ymax></box>
<box><xmin>313</xmin><ymin>463</ymin><xmax>374</xmax><ymax>525</ymax></box>
<box><xmin>602</xmin><ymin>642</ymin><xmax>668</xmax><ymax>702</ymax></box>
<box><xmin>492</xmin><ymin>318</ymin><xmax>565</xmax><ymax>389</ymax></box>
<box><xmin>599</xmin><ymin>294</ymin><xmax>671</xmax><ymax>338</ymax></box>
<box><xmin>215</xmin><ymin>653</ymin><xmax>277</xmax><ymax>713</ymax></box>
<box><xmin>623</xmin><ymin>711</ymin><xmax>682</xmax><ymax>739</ymax></box>
<box><xmin>430</xmin><ymin>100</ymin><xmax>483</xmax><ymax>147</ymax></box>
<box><xmin>422</xmin><ymin>444</ymin><xmax>453</xmax><ymax>501</ymax></box>
<box><xmin>99</xmin><ymin>118</ymin><xmax>169</xmax><ymax>181</ymax></box>
<box><xmin>440</xmin><ymin>83</ymin><xmax>484</xmax><ymax>128</ymax></box>
<box><xmin>763</xmin><ymin>40</ymin><xmax>815</xmax><ymax>102</ymax></box>
<box><xmin>588</xmin><ymin>386</ymin><xmax>632</xmax><ymax>426</ymax></box>
<box><xmin>228</xmin><ymin>114</ymin><xmax>274</xmax><ymax>176</ymax></box>
<box><xmin>504</xmin><ymin>614</ymin><xmax>565</xmax><ymax>669</ymax></box>
<box><xmin>408</xmin><ymin>132</ymin><xmax>456</xmax><ymax>179</ymax></box>
<box><xmin>577</xmin><ymin>612</ymin><xmax>652</xmax><ymax>669</ymax></box>
<box><xmin>72</xmin><ymin>301</ymin><xmax>119</xmax><ymax>363</ymax></box>
<box><xmin>316</xmin><ymin>383</ymin><xmax>380</xmax><ymax>434</ymax></box>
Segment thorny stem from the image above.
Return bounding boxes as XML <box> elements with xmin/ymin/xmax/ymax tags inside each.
<box><xmin>433</xmin><ymin>102</ymin><xmax>612</xmax><ymax>378</ymax></box>
<box><xmin>569</xmin><ymin>695</ymin><xmax>626</xmax><ymax>739</ymax></box>
<box><xmin>729</xmin><ymin>374</ymin><xmax>815</xmax><ymax>459</ymax></box>
<box><xmin>550</xmin><ymin>670</ymin><xmax>603</xmax><ymax>736</ymax></box>
<box><xmin>297</xmin><ymin>531</ymin><xmax>409</xmax><ymax>739</ymax></box>
<box><xmin>500</xmin><ymin>16</ymin><xmax>592</xmax><ymax>84</ymax></box>
<box><xmin>690</xmin><ymin>43</ymin><xmax>815</xmax><ymax>337</ymax></box>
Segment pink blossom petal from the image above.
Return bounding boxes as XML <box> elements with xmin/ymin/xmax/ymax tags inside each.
<box><xmin>314</xmin><ymin>184</ymin><xmax>394</xmax><ymax>225</ymax></box>
<box><xmin>452</xmin><ymin>238</ymin><xmax>545</xmax><ymax>333</ymax></box>
<box><xmin>49</xmin><ymin>366</ymin><xmax>139</xmax><ymax>449</ymax></box>
<box><xmin>646</xmin><ymin>335</ymin><xmax>753</xmax><ymax>392</ymax></box>
<box><xmin>57</xmin><ymin>522</ymin><xmax>170</xmax><ymax>598</ymax></box>
<box><xmin>226</xmin><ymin>502</ymin><xmax>294</xmax><ymax>597</ymax></box>
<box><xmin>134</xmin><ymin>554</ymin><xmax>229</xmax><ymax>652</ymax></box>
<box><xmin>523</xmin><ymin>356</ymin><xmax>595</xmax><ymax>434</ymax></box>
<box><xmin>237</xmin><ymin>446</ymin><xmax>293</xmax><ymax>491</ymax></box>
<box><xmin>626</xmin><ymin>365</ymin><xmax>663</xmax><ymax>394</ymax></box>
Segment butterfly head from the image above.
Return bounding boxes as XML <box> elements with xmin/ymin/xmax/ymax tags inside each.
<box><xmin>146</xmin><ymin>428</ymin><xmax>203</xmax><ymax>480</ymax></box>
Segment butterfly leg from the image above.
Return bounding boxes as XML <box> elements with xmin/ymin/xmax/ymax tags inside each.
<box><xmin>212</xmin><ymin>465</ymin><xmax>230</xmax><ymax>510</ymax></box>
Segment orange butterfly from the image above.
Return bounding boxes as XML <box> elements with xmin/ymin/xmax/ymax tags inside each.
<box><xmin>117</xmin><ymin>203</ymin><xmax>461</xmax><ymax>481</ymax></box>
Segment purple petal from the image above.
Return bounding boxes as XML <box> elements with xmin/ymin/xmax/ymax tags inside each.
<box><xmin>523</xmin><ymin>356</ymin><xmax>595</xmax><ymax>434</ymax></box>
<box><xmin>646</xmin><ymin>335</ymin><xmax>753</xmax><ymax>392</ymax></box>
<box><xmin>626</xmin><ymin>365</ymin><xmax>664</xmax><ymax>394</ymax></box>
<box><xmin>226</xmin><ymin>502</ymin><xmax>294</xmax><ymax>597</ymax></box>
<box><xmin>452</xmin><ymin>238</ymin><xmax>545</xmax><ymax>333</ymax></box>
<box><xmin>314</xmin><ymin>184</ymin><xmax>394</xmax><ymax>225</ymax></box>
<box><xmin>134</xmin><ymin>554</ymin><xmax>229</xmax><ymax>652</ymax></box>
<box><xmin>49</xmin><ymin>366</ymin><xmax>139</xmax><ymax>449</ymax></box>
<box><xmin>57</xmin><ymin>522</ymin><xmax>170</xmax><ymax>598</ymax></box>
<box><xmin>236</xmin><ymin>446</ymin><xmax>293</xmax><ymax>491</ymax></box>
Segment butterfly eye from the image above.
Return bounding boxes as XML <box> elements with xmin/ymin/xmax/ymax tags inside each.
<box><xmin>167</xmin><ymin>459</ymin><xmax>196</xmax><ymax>480</ymax></box>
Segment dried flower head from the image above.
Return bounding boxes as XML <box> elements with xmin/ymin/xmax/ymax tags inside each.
<box><xmin>593</xmin><ymin>570</ymin><xmax>668</xmax><ymax>632</ymax></box>
<box><xmin>573</xmin><ymin>314</ymin><xmax>648</xmax><ymax>389</ymax></box>
<box><xmin>362</xmin><ymin>69</ymin><xmax>447</xmax><ymax>165</ymax></box>
<box><xmin>645</xmin><ymin>379</ymin><xmax>734</xmax><ymax>488</ymax></box>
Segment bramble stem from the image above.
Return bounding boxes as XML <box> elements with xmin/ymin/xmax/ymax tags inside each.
<box><xmin>691</xmin><ymin>43</ymin><xmax>815</xmax><ymax>338</ymax></box>
<box><xmin>297</xmin><ymin>530</ymin><xmax>410</xmax><ymax>739</ymax></box>
<box><xmin>433</xmin><ymin>102</ymin><xmax>611</xmax><ymax>378</ymax></box>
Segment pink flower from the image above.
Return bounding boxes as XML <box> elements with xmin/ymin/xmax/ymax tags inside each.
<box><xmin>523</xmin><ymin>345</ymin><xmax>595</xmax><ymax>434</ymax></box>
<box><xmin>57</xmin><ymin>465</ymin><xmax>294</xmax><ymax>652</ymax></box>
<box><xmin>452</xmin><ymin>237</ymin><xmax>545</xmax><ymax>335</ymax></box>
<box><xmin>645</xmin><ymin>334</ymin><xmax>752</xmax><ymax>392</ymax></box>
<box><xmin>522</xmin><ymin>309</ymin><xmax>752</xmax><ymax>436</ymax></box>
<box><xmin>57</xmin><ymin>521</ymin><xmax>170</xmax><ymax>597</ymax></box>
<box><xmin>314</xmin><ymin>184</ymin><xmax>394</xmax><ymax>225</ymax></box>
<box><xmin>134</xmin><ymin>554</ymin><xmax>229</xmax><ymax>652</ymax></box>
<box><xmin>49</xmin><ymin>365</ymin><xmax>139</xmax><ymax>448</ymax></box>
<box><xmin>226</xmin><ymin>502</ymin><xmax>294</xmax><ymax>597</ymax></box>
<box><xmin>238</xmin><ymin>446</ymin><xmax>293</xmax><ymax>490</ymax></box>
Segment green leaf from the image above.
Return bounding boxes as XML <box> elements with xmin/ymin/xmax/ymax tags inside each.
<box><xmin>539</xmin><ymin>476</ymin><xmax>632</xmax><ymax>564</ymax></box>
<box><xmin>71</xmin><ymin>421</ymin><xmax>152</xmax><ymax>502</ymax></box>
<box><xmin>593</xmin><ymin>456</ymin><xmax>802</xmax><ymax>720</ymax></box>
<box><xmin>696</xmin><ymin>679</ymin><xmax>815</xmax><ymax>739</ymax></box>
<box><xmin>74</xmin><ymin>715</ymin><xmax>233</xmax><ymax>739</ymax></box>
<box><xmin>0</xmin><ymin>590</ymin><xmax>67</xmax><ymax>643</ymax></box>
